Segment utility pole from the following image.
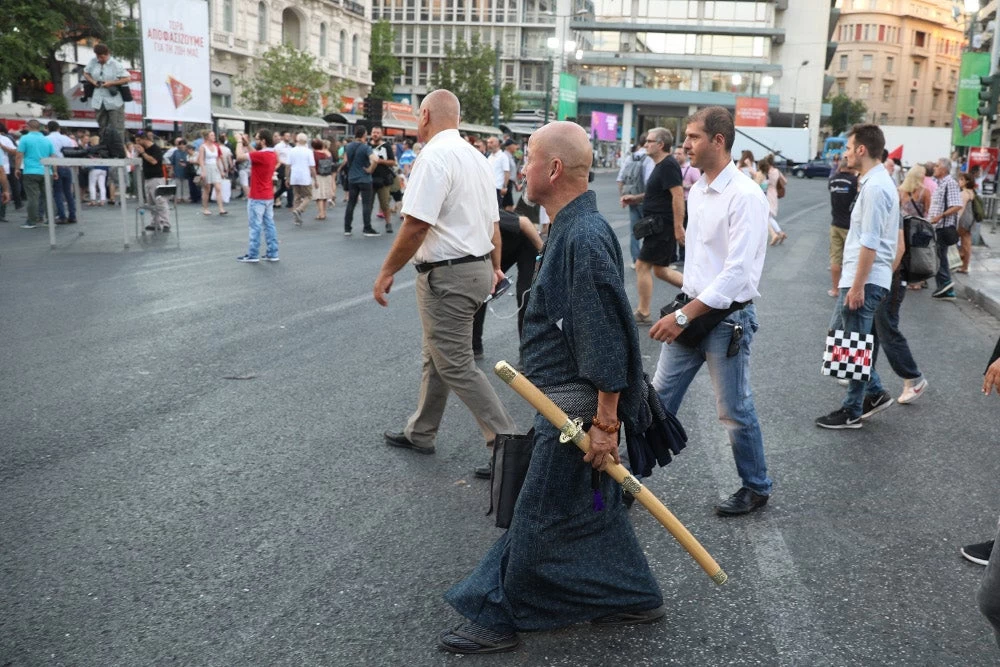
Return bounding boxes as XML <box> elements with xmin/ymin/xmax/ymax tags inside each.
<box><xmin>543</xmin><ymin>59</ymin><xmax>552</xmax><ymax>124</ymax></box>
<box><xmin>492</xmin><ymin>41</ymin><xmax>501</xmax><ymax>128</ymax></box>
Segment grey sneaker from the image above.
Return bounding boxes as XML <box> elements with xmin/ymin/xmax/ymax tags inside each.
<box><xmin>20</xmin><ymin>222</ymin><xmax>37</xmax><ymax>229</ymax></box>
<box><xmin>634</xmin><ymin>310</ymin><xmax>652</xmax><ymax>326</ymax></box>
<box><xmin>292</xmin><ymin>210</ymin><xmax>302</xmax><ymax>225</ymax></box>
<box><xmin>263</xmin><ymin>255</ymin><xmax>280</xmax><ymax>262</ymax></box>
<box><xmin>236</xmin><ymin>255</ymin><xmax>260</xmax><ymax>263</ymax></box>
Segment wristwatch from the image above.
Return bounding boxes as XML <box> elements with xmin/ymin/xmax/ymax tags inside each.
<box><xmin>675</xmin><ymin>310</ymin><xmax>689</xmax><ymax>328</ymax></box>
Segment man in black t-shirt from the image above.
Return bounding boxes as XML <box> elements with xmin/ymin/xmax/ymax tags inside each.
<box><xmin>827</xmin><ymin>165</ymin><xmax>858</xmax><ymax>297</ymax></box>
<box><xmin>619</xmin><ymin>127</ymin><xmax>684</xmax><ymax>324</ymax></box>
<box><xmin>134</xmin><ymin>132</ymin><xmax>171</xmax><ymax>232</ymax></box>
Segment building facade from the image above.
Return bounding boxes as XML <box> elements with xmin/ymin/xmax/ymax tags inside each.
<box><xmin>208</xmin><ymin>0</ymin><xmax>373</xmax><ymax>112</ymax></box>
<box><xmin>827</xmin><ymin>0</ymin><xmax>966</xmax><ymax>128</ymax></box>
<box><xmin>377</xmin><ymin>0</ymin><xmax>834</xmax><ymax>155</ymax></box>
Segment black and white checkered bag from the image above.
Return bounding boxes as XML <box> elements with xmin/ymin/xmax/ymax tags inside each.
<box><xmin>821</xmin><ymin>329</ymin><xmax>874</xmax><ymax>382</ymax></box>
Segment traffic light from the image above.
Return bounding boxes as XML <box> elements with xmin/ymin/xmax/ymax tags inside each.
<box><xmin>978</xmin><ymin>75</ymin><xmax>1000</xmax><ymax>118</ymax></box>
<box><xmin>363</xmin><ymin>96</ymin><xmax>383</xmax><ymax>128</ymax></box>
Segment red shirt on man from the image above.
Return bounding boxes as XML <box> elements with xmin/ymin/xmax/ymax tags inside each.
<box><xmin>248</xmin><ymin>149</ymin><xmax>278</xmax><ymax>200</ymax></box>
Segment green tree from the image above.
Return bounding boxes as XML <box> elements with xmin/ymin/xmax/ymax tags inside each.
<box><xmin>240</xmin><ymin>43</ymin><xmax>331</xmax><ymax>116</ymax></box>
<box><xmin>369</xmin><ymin>20</ymin><xmax>400</xmax><ymax>100</ymax></box>
<box><xmin>430</xmin><ymin>36</ymin><xmax>519</xmax><ymax>125</ymax></box>
<box><xmin>0</xmin><ymin>0</ymin><xmax>141</xmax><ymax>96</ymax></box>
<box><xmin>827</xmin><ymin>93</ymin><xmax>868</xmax><ymax>136</ymax></box>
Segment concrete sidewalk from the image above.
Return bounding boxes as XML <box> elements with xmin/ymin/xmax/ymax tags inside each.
<box><xmin>958</xmin><ymin>223</ymin><xmax>1000</xmax><ymax>320</ymax></box>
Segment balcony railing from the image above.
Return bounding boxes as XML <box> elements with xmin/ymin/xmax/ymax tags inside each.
<box><xmin>344</xmin><ymin>0</ymin><xmax>365</xmax><ymax>16</ymax></box>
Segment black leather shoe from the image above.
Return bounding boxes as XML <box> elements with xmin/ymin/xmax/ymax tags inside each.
<box><xmin>715</xmin><ymin>487</ymin><xmax>769</xmax><ymax>516</ymax></box>
<box><xmin>384</xmin><ymin>431</ymin><xmax>435</xmax><ymax>454</ymax></box>
<box><xmin>473</xmin><ymin>461</ymin><xmax>492</xmax><ymax>479</ymax></box>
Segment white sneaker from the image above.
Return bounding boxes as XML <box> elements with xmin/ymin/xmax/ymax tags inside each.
<box><xmin>837</xmin><ymin>378</ymin><xmax>850</xmax><ymax>387</ymax></box>
<box><xmin>898</xmin><ymin>377</ymin><xmax>928</xmax><ymax>405</ymax></box>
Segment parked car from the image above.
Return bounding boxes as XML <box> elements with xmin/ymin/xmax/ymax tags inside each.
<box><xmin>793</xmin><ymin>160</ymin><xmax>832</xmax><ymax>179</ymax></box>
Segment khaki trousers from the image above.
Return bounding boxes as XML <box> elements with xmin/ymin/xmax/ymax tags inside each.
<box><xmin>404</xmin><ymin>259</ymin><xmax>516</xmax><ymax>447</ymax></box>
<box><xmin>143</xmin><ymin>177</ymin><xmax>169</xmax><ymax>226</ymax></box>
<box><xmin>292</xmin><ymin>184</ymin><xmax>312</xmax><ymax>214</ymax></box>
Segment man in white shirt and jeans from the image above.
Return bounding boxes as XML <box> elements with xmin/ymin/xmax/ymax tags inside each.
<box><xmin>374</xmin><ymin>89</ymin><xmax>516</xmax><ymax>478</ymax></box>
<box><xmin>815</xmin><ymin>123</ymin><xmax>899</xmax><ymax>430</ymax></box>
<box><xmin>649</xmin><ymin>106</ymin><xmax>773</xmax><ymax>516</ymax></box>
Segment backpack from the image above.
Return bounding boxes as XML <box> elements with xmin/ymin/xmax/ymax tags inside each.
<box><xmin>901</xmin><ymin>215</ymin><xmax>937</xmax><ymax>282</ymax></box>
<box><xmin>972</xmin><ymin>192</ymin><xmax>986</xmax><ymax>222</ymax></box>
<box><xmin>316</xmin><ymin>156</ymin><xmax>335</xmax><ymax>176</ymax></box>
<box><xmin>621</xmin><ymin>154</ymin><xmax>647</xmax><ymax>195</ymax></box>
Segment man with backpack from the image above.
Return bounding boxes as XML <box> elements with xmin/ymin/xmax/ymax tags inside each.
<box><xmin>342</xmin><ymin>126</ymin><xmax>379</xmax><ymax>237</ymax></box>
<box><xmin>616</xmin><ymin>134</ymin><xmax>654</xmax><ymax>269</ymax></box>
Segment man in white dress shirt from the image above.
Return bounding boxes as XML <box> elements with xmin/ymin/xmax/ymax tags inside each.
<box><xmin>374</xmin><ymin>89</ymin><xmax>516</xmax><ymax>477</ymax></box>
<box><xmin>487</xmin><ymin>136</ymin><xmax>510</xmax><ymax>212</ymax></box>
<box><xmin>649</xmin><ymin>106</ymin><xmax>773</xmax><ymax>516</ymax></box>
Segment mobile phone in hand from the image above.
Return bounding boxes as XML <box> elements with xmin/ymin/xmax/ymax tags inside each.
<box><xmin>484</xmin><ymin>277</ymin><xmax>512</xmax><ymax>303</ymax></box>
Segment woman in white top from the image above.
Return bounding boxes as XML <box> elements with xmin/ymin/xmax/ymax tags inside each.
<box><xmin>754</xmin><ymin>155</ymin><xmax>787</xmax><ymax>245</ymax></box>
<box><xmin>198</xmin><ymin>131</ymin><xmax>228</xmax><ymax>215</ymax></box>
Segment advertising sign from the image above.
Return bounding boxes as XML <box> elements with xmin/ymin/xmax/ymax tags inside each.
<box><xmin>953</xmin><ymin>52</ymin><xmax>991</xmax><ymax>147</ymax></box>
<box><xmin>968</xmin><ymin>146</ymin><xmax>999</xmax><ymax>178</ymax></box>
<box><xmin>557</xmin><ymin>72</ymin><xmax>578</xmax><ymax>121</ymax></box>
<box><xmin>140</xmin><ymin>0</ymin><xmax>211</xmax><ymax>123</ymax></box>
<box><xmin>590</xmin><ymin>111</ymin><xmax>618</xmax><ymax>142</ymax></box>
<box><xmin>735</xmin><ymin>97</ymin><xmax>769</xmax><ymax>127</ymax></box>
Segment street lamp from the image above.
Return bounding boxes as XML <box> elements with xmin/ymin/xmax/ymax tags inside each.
<box><xmin>790</xmin><ymin>59</ymin><xmax>809</xmax><ymax>128</ymax></box>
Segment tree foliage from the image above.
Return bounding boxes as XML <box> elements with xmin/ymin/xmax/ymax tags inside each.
<box><xmin>0</xmin><ymin>0</ymin><xmax>141</xmax><ymax>95</ymax></box>
<box><xmin>430</xmin><ymin>36</ymin><xmax>520</xmax><ymax>125</ymax></box>
<box><xmin>369</xmin><ymin>20</ymin><xmax>400</xmax><ymax>100</ymax></box>
<box><xmin>240</xmin><ymin>43</ymin><xmax>332</xmax><ymax>116</ymax></box>
<box><xmin>827</xmin><ymin>93</ymin><xmax>869</xmax><ymax>136</ymax></box>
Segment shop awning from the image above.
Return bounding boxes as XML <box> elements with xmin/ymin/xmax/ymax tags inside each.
<box><xmin>383</xmin><ymin>110</ymin><xmax>418</xmax><ymax>133</ymax></box>
<box><xmin>458</xmin><ymin>121</ymin><xmax>503</xmax><ymax>136</ymax></box>
<box><xmin>324</xmin><ymin>112</ymin><xmax>363</xmax><ymax>125</ymax></box>
<box><xmin>500</xmin><ymin>122</ymin><xmax>542</xmax><ymax>136</ymax></box>
<box><xmin>212</xmin><ymin>105</ymin><xmax>328</xmax><ymax>128</ymax></box>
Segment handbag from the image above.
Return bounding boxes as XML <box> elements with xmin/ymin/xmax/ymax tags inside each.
<box><xmin>902</xmin><ymin>216</ymin><xmax>936</xmax><ymax>282</ymax></box>
<box><xmin>633</xmin><ymin>214</ymin><xmax>664</xmax><ymax>239</ymax></box>
<box><xmin>660</xmin><ymin>293</ymin><xmax>749</xmax><ymax>348</ymax></box>
<box><xmin>488</xmin><ymin>429</ymin><xmax>535</xmax><ymax>529</ymax></box>
<box><xmin>821</xmin><ymin>329</ymin><xmax>874</xmax><ymax>382</ymax></box>
<box><xmin>936</xmin><ymin>182</ymin><xmax>959</xmax><ymax>246</ymax></box>
<box><xmin>118</xmin><ymin>84</ymin><xmax>133</xmax><ymax>102</ymax></box>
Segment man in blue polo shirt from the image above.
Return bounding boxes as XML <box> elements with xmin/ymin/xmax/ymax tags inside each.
<box><xmin>14</xmin><ymin>119</ymin><xmax>55</xmax><ymax>229</ymax></box>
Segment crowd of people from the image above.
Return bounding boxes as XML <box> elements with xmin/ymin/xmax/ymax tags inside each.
<box><xmin>4</xmin><ymin>86</ymin><xmax>998</xmax><ymax>654</ymax></box>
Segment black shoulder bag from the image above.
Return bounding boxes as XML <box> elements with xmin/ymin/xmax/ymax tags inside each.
<box><xmin>936</xmin><ymin>183</ymin><xmax>959</xmax><ymax>246</ymax></box>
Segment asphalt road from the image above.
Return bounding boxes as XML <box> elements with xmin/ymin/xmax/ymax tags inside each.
<box><xmin>2</xmin><ymin>171</ymin><xmax>999</xmax><ymax>666</ymax></box>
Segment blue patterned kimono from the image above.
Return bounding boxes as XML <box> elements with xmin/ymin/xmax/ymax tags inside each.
<box><xmin>445</xmin><ymin>191</ymin><xmax>663</xmax><ymax>633</ymax></box>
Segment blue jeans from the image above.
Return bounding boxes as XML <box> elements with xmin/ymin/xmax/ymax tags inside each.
<box><xmin>873</xmin><ymin>272</ymin><xmax>921</xmax><ymax>381</ymax></box>
<box><xmin>628</xmin><ymin>204</ymin><xmax>642</xmax><ymax>264</ymax></box>
<box><xmin>246</xmin><ymin>198</ymin><xmax>279</xmax><ymax>258</ymax></box>
<box><xmin>832</xmin><ymin>284</ymin><xmax>888</xmax><ymax>417</ymax></box>
<box><xmin>652</xmin><ymin>305</ymin><xmax>772</xmax><ymax>495</ymax></box>
<box><xmin>53</xmin><ymin>167</ymin><xmax>76</xmax><ymax>220</ymax></box>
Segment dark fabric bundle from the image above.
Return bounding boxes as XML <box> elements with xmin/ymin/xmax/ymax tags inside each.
<box><xmin>624</xmin><ymin>374</ymin><xmax>687</xmax><ymax>479</ymax></box>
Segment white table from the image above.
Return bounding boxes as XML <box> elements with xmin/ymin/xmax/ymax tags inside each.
<box><xmin>40</xmin><ymin>157</ymin><xmax>144</xmax><ymax>249</ymax></box>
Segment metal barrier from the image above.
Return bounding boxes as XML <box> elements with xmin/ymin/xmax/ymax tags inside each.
<box><xmin>984</xmin><ymin>195</ymin><xmax>1000</xmax><ymax>234</ymax></box>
